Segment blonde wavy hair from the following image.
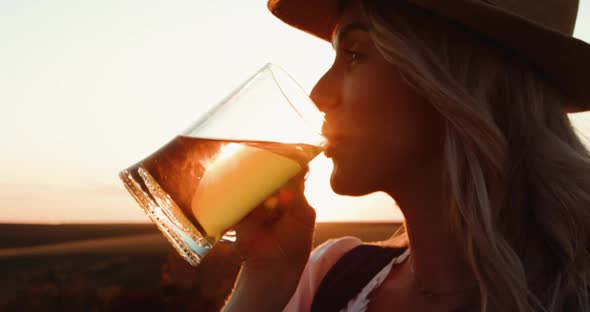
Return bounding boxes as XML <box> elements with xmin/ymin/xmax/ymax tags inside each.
<box><xmin>359</xmin><ymin>0</ymin><xmax>590</xmax><ymax>311</ymax></box>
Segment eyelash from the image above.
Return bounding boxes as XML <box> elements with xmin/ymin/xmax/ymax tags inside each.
<box><xmin>340</xmin><ymin>48</ymin><xmax>366</xmax><ymax>67</ymax></box>
<box><xmin>344</xmin><ymin>49</ymin><xmax>361</xmax><ymax>62</ymax></box>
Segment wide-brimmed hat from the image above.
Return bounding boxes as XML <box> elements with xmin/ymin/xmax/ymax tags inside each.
<box><xmin>267</xmin><ymin>0</ymin><xmax>590</xmax><ymax>112</ymax></box>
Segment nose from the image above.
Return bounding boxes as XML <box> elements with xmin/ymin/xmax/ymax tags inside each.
<box><xmin>310</xmin><ymin>67</ymin><xmax>340</xmax><ymax>113</ymax></box>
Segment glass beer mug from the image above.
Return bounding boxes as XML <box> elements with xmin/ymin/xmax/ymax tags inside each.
<box><xmin>119</xmin><ymin>63</ymin><xmax>325</xmax><ymax>266</ymax></box>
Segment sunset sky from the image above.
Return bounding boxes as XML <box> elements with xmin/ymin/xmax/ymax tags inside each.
<box><xmin>1</xmin><ymin>0</ymin><xmax>589</xmax><ymax>224</ymax></box>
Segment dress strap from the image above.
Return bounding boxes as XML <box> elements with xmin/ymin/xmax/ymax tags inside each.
<box><xmin>310</xmin><ymin>244</ymin><xmax>407</xmax><ymax>312</ymax></box>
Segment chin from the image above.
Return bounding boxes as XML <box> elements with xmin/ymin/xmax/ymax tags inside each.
<box><xmin>329</xmin><ymin>164</ymin><xmax>377</xmax><ymax>196</ymax></box>
<box><xmin>330</xmin><ymin>184</ymin><xmax>372</xmax><ymax>196</ymax></box>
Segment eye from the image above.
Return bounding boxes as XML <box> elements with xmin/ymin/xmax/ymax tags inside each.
<box><xmin>340</xmin><ymin>41</ymin><xmax>365</xmax><ymax>65</ymax></box>
<box><xmin>344</xmin><ymin>49</ymin><xmax>361</xmax><ymax>63</ymax></box>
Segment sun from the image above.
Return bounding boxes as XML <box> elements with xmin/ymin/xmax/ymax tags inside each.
<box><xmin>303</xmin><ymin>154</ymin><xmax>403</xmax><ymax>222</ymax></box>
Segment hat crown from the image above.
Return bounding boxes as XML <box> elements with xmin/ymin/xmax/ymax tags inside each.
<box><xmin>484</xmin><ymin>0</ymin><xmax>579</xmax><ymax>35</ymax></box>
<box><xmin>267</xmin><ymin>0</ymin><xmax>590</xmax><ymax>111</ymax></box>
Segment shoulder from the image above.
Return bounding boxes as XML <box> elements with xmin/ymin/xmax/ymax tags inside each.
<box><xmin>303</xmin><ymin>236</ymin><xmax>365</xmax><ymax>289</ymax></box>
<box><xmin>283</xmin><ymin>236</ymin><xmax>363</xmax><ymax>312</ymax></box>
<box><xmin>309</xmin><ymin>236</ymin><xmax>364</xmax><ymax>265</ymax></box>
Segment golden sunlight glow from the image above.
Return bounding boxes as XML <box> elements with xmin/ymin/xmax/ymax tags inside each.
<box><xmin>304</xmin><ymin>154</ymin><xmax>403</xmax><ymax>222</ymax></box>
<box><xmin>216</xmin><ymin>143</ymin><xmax>242</xmax><ymax>163</ymax></box>
<box><xmin>3</xmin><ymin>0</ymin><xmax>587</xmax><ymax>224</ymax></box>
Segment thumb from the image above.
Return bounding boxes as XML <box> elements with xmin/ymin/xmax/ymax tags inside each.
<box><xmin>280</xmin><ymin>166</ymin><xmax>316</xmax><ymax>227</ymax></box>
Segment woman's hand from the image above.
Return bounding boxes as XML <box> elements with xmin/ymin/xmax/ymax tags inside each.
<box><xmin>222</xmin><ymin>168</ymin><xmax>316</xmax><ymax>311</ymax></box>
<box><xmin>232</xmin><ymin>167</ymin><xmax>316</xmax><ymax>269</ymax></box>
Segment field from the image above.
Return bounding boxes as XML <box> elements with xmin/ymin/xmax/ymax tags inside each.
<box><xmin>0</xmin><ymin>222</ymin><xmax>399</xmax><ymax>311</ymax></box>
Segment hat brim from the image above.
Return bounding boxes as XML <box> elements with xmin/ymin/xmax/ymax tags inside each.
<box><xmin>268</xmin><ymin>0</ymin><xmax>590</xmax><ymax>112</ymax></box>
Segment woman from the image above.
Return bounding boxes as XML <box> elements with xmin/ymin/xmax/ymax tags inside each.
<box><xmin>223</xmin><ymin>0</ymin><xmax>590</xmax><ymax>311</ymax></box>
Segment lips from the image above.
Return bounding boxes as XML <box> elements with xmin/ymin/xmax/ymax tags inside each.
<box><xmin>322</xmin><ymin>122</ymin><xmax>344</xmax><ymax>158</ymax></box>
<box><xmin>324</xmin><ymin>140</ymin><xmax>338</xmax><ymax>158</ymax></box>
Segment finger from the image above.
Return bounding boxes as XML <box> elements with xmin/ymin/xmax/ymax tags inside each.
<box><xmin>278</xmin><ymin>189</ymin><xmax>316</xmax><ymax>229</ymax></box>
<box><xmin>233</xmin><ymin>167</ymin><xmax>311</xmax><ymax>237</ymax></box>
<box><xmin>290</xmin><ymin>165</ymin><xmax>309</xmax><ymax>192</ymax></box>
<box><xmin>285</xmin><ymin>170</ymin><xmax>316</xmax><ymax>225</ymax></box>
<box><xmin>233</xmin><ymin>205</ymin><xmax>269</xmax><ymax>237</ymax></box>
<box><xmin>287</xmin><ymin>200</ymin><xmax>316</xmax><ymax>229</ymax></box>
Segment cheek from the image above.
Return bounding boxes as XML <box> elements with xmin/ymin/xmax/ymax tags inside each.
<box><xmin>380</xmin><ymin>102</ymin><xmax>445</xmax><ymax>183</ymax></box>
<box><xmin>336</xmin><ymin>81</ymin><xmax>443</xmax><ymax>190</ymax></box>
<box><xmin>328</xmin><ymin>123</ymin><xmax>394</xmax><ymax>195</ymax></box>
<box><xmin>329</xmin><ymin>63</ymin><xmax>444</xmax><ymax>194</ymax></box>
<box><xmin>384</xmin><ymin>95</ymin><xmax>443</xmax><ymax>154</ymax></box>
<box><xmin>333</xmin><ymin>112</ymin><xmax>442</xmax><ymax>196</ymax></box>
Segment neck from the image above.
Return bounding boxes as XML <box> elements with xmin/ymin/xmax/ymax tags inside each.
<box><xmin>386</xmin><ymin>159</ymin><xmax>476</xmax><ymax>297</ymax></box>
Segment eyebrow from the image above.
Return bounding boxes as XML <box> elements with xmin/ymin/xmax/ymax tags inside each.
<box><xmin>332</xmin><ymin>22</ymin><xmax>369</xmax><ymax>49</ymax></box>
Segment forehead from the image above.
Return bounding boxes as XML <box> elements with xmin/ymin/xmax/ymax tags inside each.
<box><xmin>331</xmin><ymin>0</ymin><xmax>368</xmax><ymax>45</ymax></box>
